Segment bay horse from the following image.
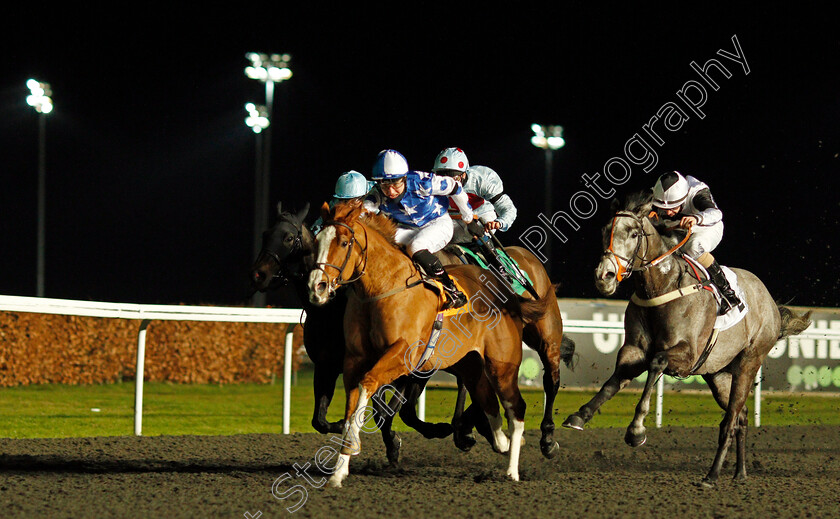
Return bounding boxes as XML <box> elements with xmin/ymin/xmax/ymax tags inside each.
<box><xmin>307</xmin><ymin>202</ymin><xmax>557</xmax><ymax>487</ymax></box>
<box><xmin>435</xmin><ymin>244</ymin><xmax>575</xmax><ymax>458</ymax></box>
<box><xmin>250</xmin><ymin>202</ymin><xmax>454</xmax><ymax>459</ymax></box>
<box><xmin>562</xmin><ymin>190</ymin><xmax>811</xmax><ymax>485</ymax></box>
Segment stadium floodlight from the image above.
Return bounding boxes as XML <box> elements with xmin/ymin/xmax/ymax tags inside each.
<box><xmin>530</xmin><ymin>124</ymin><xmax>565</xmax><ymax>276</ymax></box>
<box><xmin>26</xmin><ymin>79</ymin><xmax>53</xmax><ymax>114</ymax></box>
<box><xmin>27</xmin><ymin>79</ymin><xmax>54</xmax><ymax>297</ymax></box>
<box><xmin>530</xmin><ymin>123</ymin><xmax>565</xmax><ymax>150</ymax></box>
<box><xmin>245</xmin><ymin>103</ymin><xmax>270</xmax><ymax>133</ymax></box>
<box><xmin>245</xmin><ymin>53</ymin><xmax>292</xmax><ymax>307</ymax></box>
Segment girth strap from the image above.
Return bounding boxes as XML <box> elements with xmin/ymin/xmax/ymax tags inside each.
<box><xmin>630</xmin><ymin>281</ymin><xmax>712</xmax><ymax>307</ymax></box>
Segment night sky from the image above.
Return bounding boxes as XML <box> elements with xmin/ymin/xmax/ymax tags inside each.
<box><xmin>1</xmin><ymin>5</ymin><xmax>838</xmax><ymax>308</ymax></box>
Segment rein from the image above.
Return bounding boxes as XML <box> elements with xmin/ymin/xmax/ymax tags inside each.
<box><xmin>604</xmin><ymin>211</ymin><xmax>692</xmax><ymax>281</ymax></box>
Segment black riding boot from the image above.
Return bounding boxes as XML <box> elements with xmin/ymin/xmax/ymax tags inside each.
<box><xmin>706</xmin><ymin>261</ymin><xmax>742</xmax><ymax>315</ymax></box>
<box><xmin>412</xmin><ymin>250</ymin><xmax>467</xmax><ymax>310</ymax></box>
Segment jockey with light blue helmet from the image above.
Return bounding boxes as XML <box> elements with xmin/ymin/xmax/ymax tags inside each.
<box><xmin>312</xmin><ymin>170</ymin><xmax>374</xmax><ymax>235</ymax></box>
<box><xmin>363</xmin><ymin>149</ymin><xmax>481</xmax><ymax>309</ymax></box>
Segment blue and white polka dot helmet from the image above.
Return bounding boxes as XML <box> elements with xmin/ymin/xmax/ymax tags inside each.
<box><xmin>333</xmin><ymin>171</ymin><xmax>372</xmax><ymax>199</ymax></box>
<box><xmin>371</xmin><ymin>149</ymin><xmax>409</xmax><ymax>180</ymax></box>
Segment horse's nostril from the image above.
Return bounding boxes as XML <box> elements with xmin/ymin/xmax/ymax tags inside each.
<box><xmin>604</xmin><ymin>271</ymin><xmax>616</xmax><ymax>280</ymax></box>
<box><xmin>316</xmin><ymin>282</ymin><xmax>327</xmax><ymax>294</ymax></box>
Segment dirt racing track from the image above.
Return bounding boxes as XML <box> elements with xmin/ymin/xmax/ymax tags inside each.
<box><xmin>1</xmin><ymin>425</ymin><xmax>838</xmax><ymax>518</ymax></box>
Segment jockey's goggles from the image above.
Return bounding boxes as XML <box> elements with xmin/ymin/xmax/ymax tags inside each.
<box><xmin>377</xmin><ymin>177</ymin><xmax>405</xmax><ymax>188</ymax></box>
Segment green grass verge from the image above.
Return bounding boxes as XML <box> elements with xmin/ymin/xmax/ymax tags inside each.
<box><xmin>0</xmin><ymin>366</ymin><xmax>838</xmax><ymax>438</ymax></box>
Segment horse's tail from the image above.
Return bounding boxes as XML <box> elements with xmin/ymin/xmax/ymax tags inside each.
<box><xmin>777</xmin><ymin>305</ymin><xmax>812</xmax><ymax>340</ymax></box>
<box><xmin>518</xmin><ymin>282</ymin><xmax>560</xmax><ymax>325</ymax></box>
<box><xmin>560</xmin><ymin>334</ymin><xmax>577</xmax><ymax>371</ymax></box>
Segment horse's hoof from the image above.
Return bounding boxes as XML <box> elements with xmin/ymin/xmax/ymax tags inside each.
<box><xmin>540</xmin><ymin>440</ymin><xmax>561</xmax><ymax>459</ymax></box>
<box><xmin>326</xmin><ymin>420</ymin><xmax>345</xmax><ymax>434</ymax></box>
<box><xmin>624</xmin><ymin>429</ymin><xmax>646</xmax><ymax>448</ymax></box>
<box><xmin>422</xmin><ymin>422</ymin><xmax>454</xmax><ymax>439</ymax></box>
<box><xmin>562</xmin><ymin>414</ymin><xmax>585</xmax><ymax>431</ymax></box>
<box><xmin>696</xmin><ymin>478</ymin><xmax>716</xmax><ymax>489</ymax></box>
<box><xmin>454</xmin><ymin>432</ymin><xmax>476</xmax><ymax>452</ymax></box>
<box><xmin>386</xmin><ymin>437</ymin><xmax>401</xmax><ymax>466</ymax></box>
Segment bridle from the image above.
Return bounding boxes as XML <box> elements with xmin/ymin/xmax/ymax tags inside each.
<box><xmin>313</xmin><ymin>220</ymin><xmax>369</xmax><ymax>297</ymax></box>
<box><xmin>603</xmin><ymin>211</ymin><xmax>692</xmax><ymax>282</ymax></box>
<box><xmin>256</xmin><ymin>217</ymin><xmax>305</xmax><ymax>285</ymax></box>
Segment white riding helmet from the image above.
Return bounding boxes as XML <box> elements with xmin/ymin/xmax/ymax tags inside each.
<box><xmin>432</xmin><ymin>147</ymin><xmax>470</xmax><ymax>175</ymax></box>
<box><xmin>371</xmin><ymin>149</ymin><xmax>409</xmax><ymax>180</ymax></box>
<box><xmin>333</xmin><ymin>171</ymin><xmax>372</xmax><ymax>199</ymax></box>
<box><xmin>652</xmin><ymin>171</ymin><xmax>689</xmax><ymax>209</ymax></box>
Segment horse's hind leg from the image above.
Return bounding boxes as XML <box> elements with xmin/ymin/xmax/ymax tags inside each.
<box><xmin>625</xmin><ymin>351</ymin><xmax>668</xmax><ymax>447</ymax></box>
<box><xmin>524</xmin><ymin>322</ymin><xmax>563</xmax><ymax>459</ymax></box>
<box><xmin>564</xmin><ymin>342</ymin><xmax>647</xmax><ymax>430</ymax></box>
<box><xmin>485</xmin><ymin>356</ymin><xmax>527</xmax><ymax>481</ymax></box>
<box><xmin>702</xmin><ymin>370</ymin><xmax>751</xmax><ymax>484</ymax></box>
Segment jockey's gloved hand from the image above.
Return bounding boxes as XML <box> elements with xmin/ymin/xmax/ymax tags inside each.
<box><xmin>466</xmin><ymin>219</ymin><xmax>485</xmax><ymax>238</ymax></box>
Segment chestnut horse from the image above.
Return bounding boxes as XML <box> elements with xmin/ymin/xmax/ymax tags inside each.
<box><xmin>562</xmin><ymin>190</ymin><xmax>811</xmax><ymax>485</ymax></box>
<box><xmin>250</xmin><ymin>202</ymin><xmax>453</xmax><ymax>454</ymax></box>
<box><xmin>308</xmin><ymin>202</ymin><xmax>556</xmax><ymax>487</ymax></box>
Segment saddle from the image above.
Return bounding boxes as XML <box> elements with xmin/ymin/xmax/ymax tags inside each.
<box><xmin>443</xmin><ymin>243</ymin><xmax>535</xmax><ymax>297</ymax></box>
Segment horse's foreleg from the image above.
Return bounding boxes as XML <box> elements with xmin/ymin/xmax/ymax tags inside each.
<box><xmin>398</xmin><ymin>376</ymin><xmax>454</xmax><ymax>439</ymax></box>
<box><xmin>563</xmin><ymin>343</ymin><xmax>647</xmax><ymax>430</ymax></box>
<box><xmin>328</xmin><ymin>357</ymin><xmax>366</xmax><ymax>488</ymax></box>
<box><xmin>311</xmin><ymin>363</ymin><xmax>344</xmax><ymax>434</ymax></box>
<box><xmin>373</xmin><ymin>378</ymin><xmax>407</xmax><ymax>466</ymax></box>
<box><xmin>625</xmin><ymin>350</ymin><xmax>669</xmax><ymax>447</ymax></box>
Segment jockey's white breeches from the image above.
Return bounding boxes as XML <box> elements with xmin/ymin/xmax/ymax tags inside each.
<box><xmin>395</xmin><ymin>215</ymin><xmax>454</xmax><ymax>256</ymax></box>
<box><xmin>682</xmin><ymin>221</ymin><xmax>723</xmax><ymax>259</ymax></box>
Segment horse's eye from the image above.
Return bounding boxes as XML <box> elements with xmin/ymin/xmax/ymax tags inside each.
<box><xmin>285</xmin><ymin>236</ymin><xmax>293</xmax><ymax>243</ymax></box>
<box><xmin>630</xmin><ymin>231</ymin><xmax>640</xmax><ymax>238</ymax></box>
<box><xmin>340</xmin><ymin>240</ymin><xmax>349</xmax><ymax>248</ymax></box>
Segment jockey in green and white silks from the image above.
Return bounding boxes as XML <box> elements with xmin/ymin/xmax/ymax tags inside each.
<box><xmin>432</xmin><ymin>147</ymin><xmax>518</xmax><ymax>244</ymax></box>
<box><xmin>651</xmin><ymin>171</ymin><xmax>742</xmax><ymax>315</ymax></box>
<box><xmin>363</xmin><ymin>149</ymin><xmax>481</xmax><ymax>309</ymax></box>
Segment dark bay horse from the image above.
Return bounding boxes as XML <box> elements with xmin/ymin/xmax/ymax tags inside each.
<box><xmin>562</xmin><ymin>190</ymin><xmax>811</xmax><ymax>485</ymax></box>
<box><xmin>435</xmin><ymin>245</ymin><xmax>575</xmax><ymax>458</ymax></box>
<box><xmin>307</xmin><ymin>202</ymin><xmax>558</xmax><ymax>486</ymax></box>
<box><xmin>250</xmin><ymin>202</ymin><xmax>453</xmax><ymax>460</ymax></box>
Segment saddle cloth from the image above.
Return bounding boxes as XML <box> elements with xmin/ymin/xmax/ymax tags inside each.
<box><xmin>423</xmin><ymin>277</ymin><xmax>472</xmax><ymax>317</ymax></box>
<box><xmin>684</xmin><ymin>256</ymin><xmax>749</xmax><ymax>331</ymax></box>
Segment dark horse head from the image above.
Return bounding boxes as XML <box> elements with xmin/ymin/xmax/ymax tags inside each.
<box><xmin>251</xmin><ymin>201</ymin><xmax>313</xmax><ymax>293</ymax></box>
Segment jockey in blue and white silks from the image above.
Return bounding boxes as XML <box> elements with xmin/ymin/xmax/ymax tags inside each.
<box><xmin>363</xmin><ymin>149</ymin><xmax>481</xmax><ymax>309</ymax></box>
<box><xmin>651</xmin><ymin>170</ymin><xmax>742</xmax><ymax>315</ymax></box>
<box><xmin>432</xmin><ymin>147</ymin><xmax>518</xmax><ymax>244</ymax></box>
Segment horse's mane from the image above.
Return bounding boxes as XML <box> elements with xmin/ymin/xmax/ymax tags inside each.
<box><xmin>331</xmin><ymin>202</ymin><xmax>402</xmax><ymax>249</ymax></box>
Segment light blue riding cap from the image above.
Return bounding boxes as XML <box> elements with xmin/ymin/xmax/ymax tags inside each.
<box><xmin>334</xmin><ymin>170</ymin><xmax>373</xmax><ymax>199</ymax></box>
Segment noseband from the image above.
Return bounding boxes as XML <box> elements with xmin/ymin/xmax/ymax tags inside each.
<box><xmin>314</xmin><ymin>220</ymin><xmax>368</xmax><ymax>296</ymax></box>
<box><xmin>603</xmin><ymin>211</ymin><xmax>692</xmax><ymax>282</ymax></box>
<box><xmin>257</xmin><ymin>217</ymin><xmax>305</xmax><ymax>283</ymax></box>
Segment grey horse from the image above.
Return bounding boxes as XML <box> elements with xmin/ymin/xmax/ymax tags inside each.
<box><xmin>562</xmin><ymin>190</ymin><xmax>811</xmax><ymax>485</ymax></box>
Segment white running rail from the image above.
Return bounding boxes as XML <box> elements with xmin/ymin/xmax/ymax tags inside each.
<box><xmin>0</xmin><ymin>295</ymin><xmax>303</xmax><ymax>436</ymax></box>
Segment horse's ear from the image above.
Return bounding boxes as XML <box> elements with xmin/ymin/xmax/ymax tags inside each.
<box><xmin>634</xmin><ymin>189</ymin><xmax>654</xmax><ymax>216</ymax></box>
<box><xmin>295</xmin><ymin>202</ymin><xmax>310</xmax><ymax>223</ymax></box>
<box><xmin>276</xmin><ymin>201</ymin><xmax>283</xmax><ymax>216</ymax></box>
<box><xmin>609</xmin><ymin>197</ymin><xmax>621</xmax><ymax>213</ymax></box>
<box><xmin>320</xmin><ymin>201</ymin><xmax>331</xmax><ymax>220</ymax></box>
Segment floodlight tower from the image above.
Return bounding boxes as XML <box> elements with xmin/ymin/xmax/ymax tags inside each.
<box><xmin>245</xmin><ymin>54</ymin><xmax>291</xmax><ymax>306</ymax></box>
<box><xmin>26</xmin><ymin>79</ymin><xmax>54</xmax><ymax>298</ymax></box>
<box><xmin>530</xmin><ymin>124</ymin><xmax>565</xmax><ymax>276</ymax></box>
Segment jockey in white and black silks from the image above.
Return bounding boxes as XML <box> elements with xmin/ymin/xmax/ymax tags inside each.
<box><xmin>651</xmin><ymin>170</ymin><xmax>743</xmax><ymax>315</ymax></box>
<box><xmin>363</xmin><ymin>149</ymin><xmax>482</xmax><ymax>310</ymax></box>
<box><xmin>431</xmin><ymin>147</ymin><xmax>518</xmax><ymax>245</ymax></box>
